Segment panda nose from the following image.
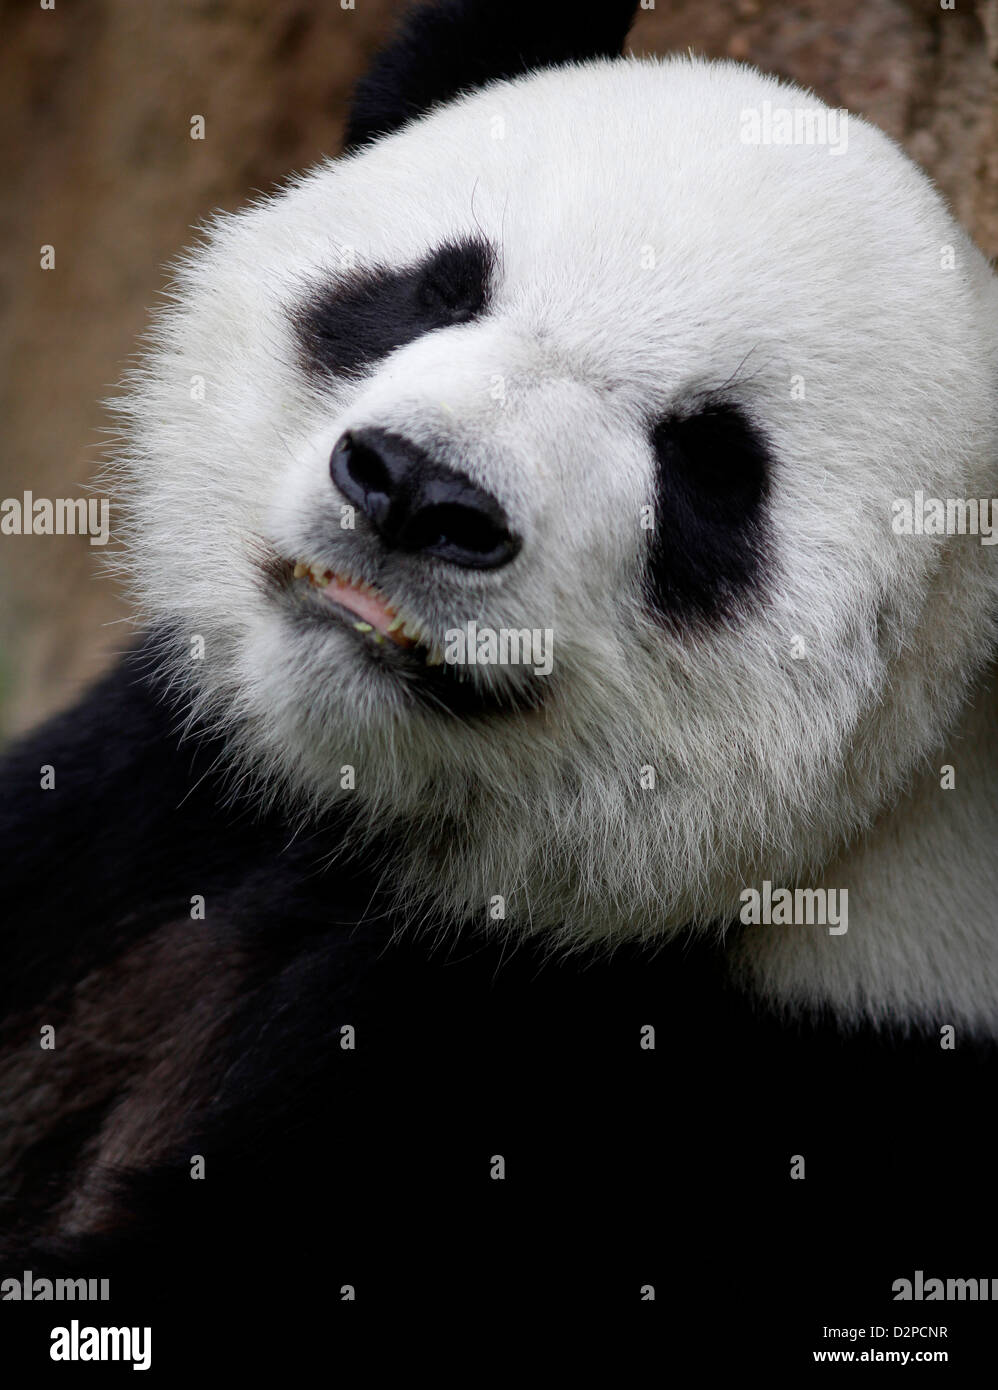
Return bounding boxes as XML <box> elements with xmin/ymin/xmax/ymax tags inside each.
<box><xmin>329</xmin><ymin>428</ymin><xmax>520</xmax><ymax>570</ymax></box>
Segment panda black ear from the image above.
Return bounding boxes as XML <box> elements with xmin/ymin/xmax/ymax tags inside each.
<box><xmin>343</xmin><ymin>0</ymin><xmax>641</xmax><ymax>150</ymax></box>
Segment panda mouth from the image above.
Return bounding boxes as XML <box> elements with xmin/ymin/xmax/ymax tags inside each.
<box><xmin>291</xmin><ymin>560</ymin><xmax>446</xmax><ymax>666</ymax></box>
<box><xmin>266</xmin><ymin>552</ymin><xmax>548</xmax><ymax>717</ymax></box>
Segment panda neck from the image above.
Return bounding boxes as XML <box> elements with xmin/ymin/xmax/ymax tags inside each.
<box><xmin>735</xmin><ymin>660</ymin><xmax>998</xmax><ymax>1037</ymax></box>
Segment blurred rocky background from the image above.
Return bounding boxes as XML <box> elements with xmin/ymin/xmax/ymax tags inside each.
<box><xmin>1</xmin><ymin>0</ymin><xmax>996</xmax><ymax>737</ymax></box>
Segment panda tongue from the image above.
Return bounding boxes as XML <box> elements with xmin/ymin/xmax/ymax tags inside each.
<box><xmin>322</xmin><ymin>575</ymin><xmax>410</xmax><ymax>645</ymax></box>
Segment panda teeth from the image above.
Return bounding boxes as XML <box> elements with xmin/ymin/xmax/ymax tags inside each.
<box><xmin>293</xmin><ymin>558</ymin><xmax>436</xmax><ymax>656</ymax></box>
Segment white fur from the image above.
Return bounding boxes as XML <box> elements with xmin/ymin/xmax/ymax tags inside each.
<box><xmin>106</xmin><ymin>57</ymin><xmax>998</xmax><ymax>1033</ymax></box>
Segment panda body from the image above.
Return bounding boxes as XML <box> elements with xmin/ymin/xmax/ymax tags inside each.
<box><xmin>1</xmin><ymin>0</ymin><xmax>997</xmax><ymax>1357</ymax></box>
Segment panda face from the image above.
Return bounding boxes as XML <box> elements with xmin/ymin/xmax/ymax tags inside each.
<box><xmin>111</xmin><ymin>57</ymin><xmax>998</xmax><ymax>943</ymax></box>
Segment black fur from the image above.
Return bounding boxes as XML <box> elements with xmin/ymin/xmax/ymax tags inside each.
<box><xmin>0</xmin><ymin>638</ymin><xmax>352</xmax><ymax>1019</ymax></box>
<box><xmin>646</xmin><ymin>401</ymin><xmax>771</xmax><ymax>624</ymax></box>
<box><xmin>294</xmin><ymin>237</ymin><xmax>496</xmax><ymax>379</ymax></box>
<box><xmin>2</xmin><ymin>642</ymin><xmax>996</xmax><ymax>1372</ymax></box>
<box><xmin>344</xmin><ymin>0</ymin><xmax>642</xmax><ymax>149</ymax></box>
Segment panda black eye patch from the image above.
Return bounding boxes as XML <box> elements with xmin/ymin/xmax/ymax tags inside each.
<box><xmin>294</xmin><ymin>236</ymin><xmax>497</xmax><ymax>378</ymax></box>
<box><xmin>645</xmin><ymin>401</ymin><xmax>772</xmax><ymax>625</ymax></box>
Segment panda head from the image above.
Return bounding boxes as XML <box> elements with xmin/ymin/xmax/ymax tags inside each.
<box><xmin>110</xmin><ymin>0</ymin><xmax>998</xmax><ymax>949</ymax></box>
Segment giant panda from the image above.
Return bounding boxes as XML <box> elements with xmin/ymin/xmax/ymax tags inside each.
<box><xmin>2</xmin><ymin>0</ymin><xmax>997</xmax><ymax>1368</ymax></box>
